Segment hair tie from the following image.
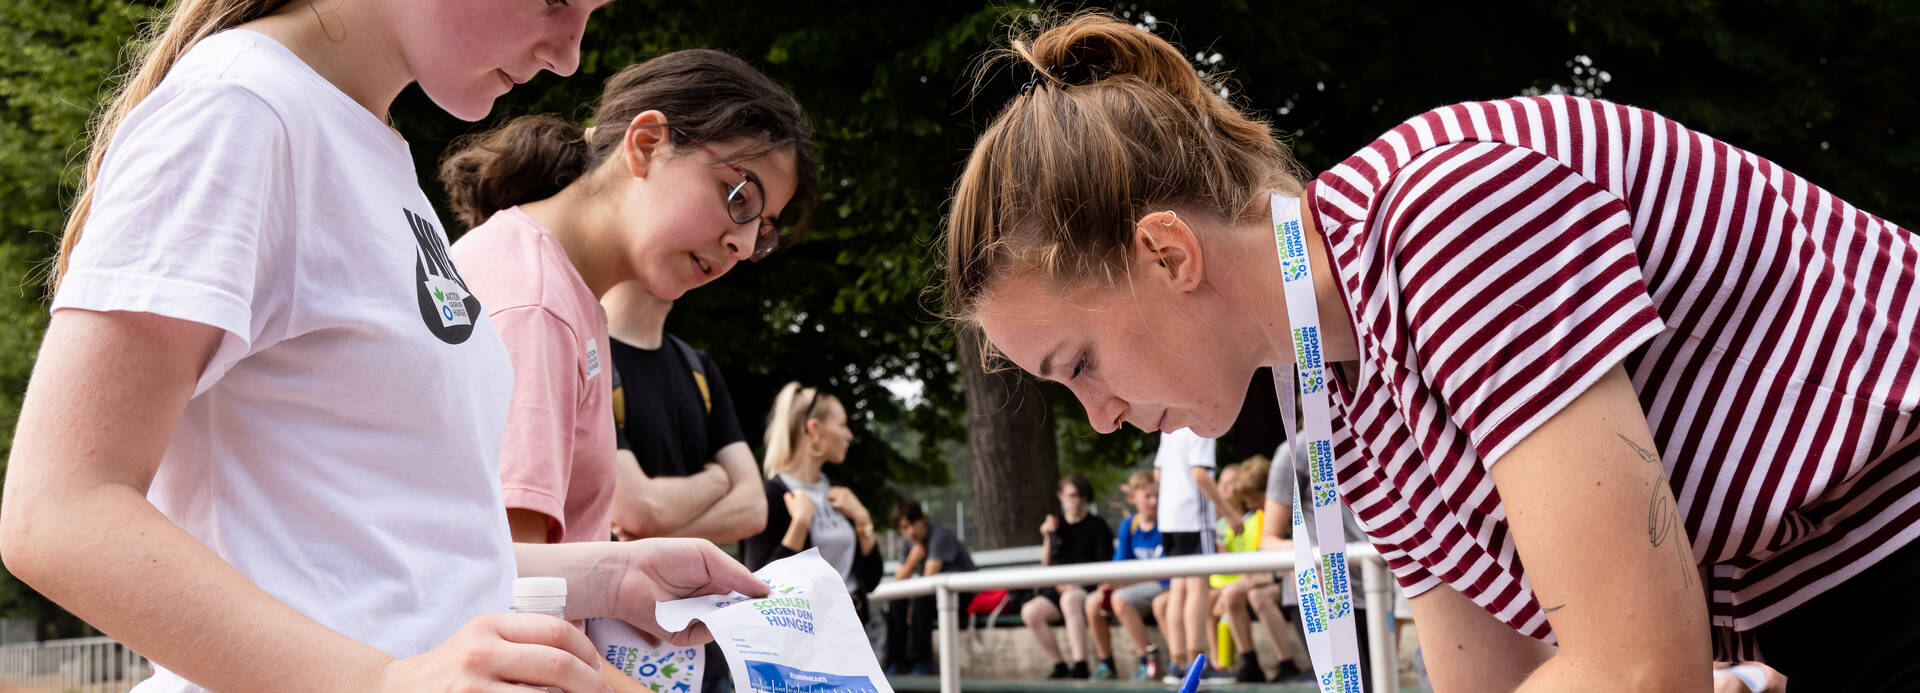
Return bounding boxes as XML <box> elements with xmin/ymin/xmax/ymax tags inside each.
<box><xmin>582</xmin><ymin>125</ymin><xmax>598</xmax><ymax>141</ymax></box>
<box><xmin>1021</xmin><ymin>64</ymin><xmax>1054</xmax><ymax>95</ymax></box>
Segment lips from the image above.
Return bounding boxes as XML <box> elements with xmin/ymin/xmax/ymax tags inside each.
<box><xmin>690</xmin><ymin>253</ymin><xmax>714</xmax><ymax>280</ymax></box>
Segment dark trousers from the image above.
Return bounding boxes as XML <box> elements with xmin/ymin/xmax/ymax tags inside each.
<box><xmin>1750</xmin><ymin>536</ymin><xmax>1920</xmax><ymax>692</ymax></box>
<box><xmin>885</xmin><ymin>595</ymin><xmax>936</xmax><ymax>669</ymax></box>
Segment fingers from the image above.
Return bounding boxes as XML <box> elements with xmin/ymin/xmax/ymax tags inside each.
<box><xmin>491</xmin><ymin>613</ymin><xmax>602</xmax><ymax>671</ymax></box>
<box><xmin>698</xmin><ymin>542</ymin><xmax>770</xmax><ymax>598</ymax></box>
<box><xmin>483</xmin><ymin>641</ymin><xmax>608</xmax><ymax>693</ymax></box>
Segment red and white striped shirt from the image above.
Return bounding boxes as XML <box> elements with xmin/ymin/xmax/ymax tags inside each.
<box><xmin>1307</xmin><ymin>95</ymin><xmax>1920</xmax><ymax>660</ymax></box>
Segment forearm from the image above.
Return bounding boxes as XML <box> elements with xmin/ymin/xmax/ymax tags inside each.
<box><xmin>4</xmin><ymin>484</ymin><xmax>388</xmax><ymax>693</ymax></box>
<box><xmin>673</xmin><ymin>472</ymin><xmax>770</xmax><ymax>543</ymax></box>
<box><xmin>780</xmin><ymin>515</ymin><xmax>813</xmax><ymax>553</ymax></box>
<box><xmin>614</xmin><ymin>465</ymin><xmax>729</xmax><ymax>538</ymax></box>
<box><xmin>514</xmin><ymin>541</ymin><xmax>629</xmax><ymax>622</ymax></box>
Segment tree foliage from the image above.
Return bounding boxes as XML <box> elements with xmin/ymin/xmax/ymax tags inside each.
<box><xmin>0</xmin><ymin>0</ymin><xmax>1913</xmax><ymax>625</ymax></box>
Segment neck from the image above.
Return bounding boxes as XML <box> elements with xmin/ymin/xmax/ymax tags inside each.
<box><xmin>242</xmin><ymin>1</ymin><xmax>411</xmax><ymax>122</ymax></box>
<box><xmin>1063</xmin><ymin>507</ymin><xmax>1087</xmax><ymax>523</ymax></box>
<box><xmin>1233</xmin><ymin>193</ymin><xmax>1360</xmax><ymax>369</ymax></box>
<box><xmin>602</xmin><ymin>279</ymin><xmax>673</xmax><ymax>349</ymax></box>
<box><xmin>784</xmin><ymin>450</ymin><xmax>825</xmax><ymax>484</ymax></box>
<box><xmin>523</xmin><ymin>171</ymin><xmax>638</xmax><ymax>301</ymax></box>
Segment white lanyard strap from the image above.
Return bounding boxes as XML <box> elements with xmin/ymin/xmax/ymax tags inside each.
<box><xmin>1270</xmin><ymin>193</ymin><xmax>1366</xmax><ymax>693</ymax></box>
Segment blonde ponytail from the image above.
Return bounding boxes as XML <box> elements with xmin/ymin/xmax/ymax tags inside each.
<box><xmin>762</xmin><ymin>381</ymin><xmax>806</xmax><ymax>479</ymax></box>
<box><xmin>52</xmin><ymin>0</ymin><xmax>294</xmax><ymax>291</ymax></box>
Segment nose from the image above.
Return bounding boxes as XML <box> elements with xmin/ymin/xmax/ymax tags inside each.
<box><xmin>720</xmin><ymin>222</ymin><xmax>757</xmax><ymax>262</ymax></box>
<box><xmin>1077</xmin><ymin>388</ymin><xmax>1126</xmax><ymax>435</ymax></box>
<box><xmin>534</xmin><ymin>15</ymin><xmax>587</xmax><ymax>77</ymax></box>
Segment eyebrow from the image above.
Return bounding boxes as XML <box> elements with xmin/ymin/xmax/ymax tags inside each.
<box><xmin>1038</xmin><ymin>347</ymin><xmax>1062</xmax><ymax>380</ymax></box>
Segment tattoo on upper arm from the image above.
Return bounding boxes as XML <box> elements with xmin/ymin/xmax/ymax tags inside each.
<box><xmin>1618</xmin><ymin>434</ymin><xmax>1694</xmax><ymax>589</ymax></box>
<box><xmin>1543</xmin><ymin>604</ymin><xmax>1566</xmax><ymax>613</ymax></box>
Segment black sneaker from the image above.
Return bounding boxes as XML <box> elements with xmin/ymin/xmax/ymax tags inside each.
<box><xmin>1047</xmin><ymin>662</ymin><xmax>1070</xmax><ymax>679</ymax></box>
<box><xmin>1235</xmin><ymin>653</ymin><xmax>1266</xmax><ymax>683</ymax></box>
<box><xmin>1070</xmin><ymin>660</ymin><xmax>1090</xmax><ymax>679</ymax></box>
<box><xmin>1271</xmin><ymin>660</ymin><xmax>1314</xmax><ymax>684</ymax></box>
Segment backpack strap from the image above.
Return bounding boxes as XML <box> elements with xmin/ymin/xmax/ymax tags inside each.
<box><xmin>666</xmin><ymin>333</ymin><xmax>711</xmax><ymax>415</ymax></box>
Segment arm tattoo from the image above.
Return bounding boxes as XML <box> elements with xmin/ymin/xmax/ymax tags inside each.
<box><xmin>1543</xmin><ymin>604</ymin><xmax>1566</xmax><ymax>613</ymax></box>
<box><xmin>1620</xmin><ymin>434</ymin><xmax>1694</xmax><ymax>589</ymax></box>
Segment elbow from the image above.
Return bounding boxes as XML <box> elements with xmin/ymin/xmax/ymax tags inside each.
<box><xmin>610</xmin><ymin>497</ymin><xmax>659</xmax><ymax>540</ymax></box>
<box><xmin>0</xmin><ymin>495</ymin><xmax>59</xmax><ymax>591</ymax></box>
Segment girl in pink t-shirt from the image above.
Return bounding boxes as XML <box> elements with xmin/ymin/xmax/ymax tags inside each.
<box><xmin>444</xmin><ymin>54</ymin><xmax>816</xmax><ymax>555</ymax></box>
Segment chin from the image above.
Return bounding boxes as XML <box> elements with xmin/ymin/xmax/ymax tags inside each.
<box><xmin>421</xmin><ymin>84</ymin><xmax>497</xmax><ymax>123</ymax></box>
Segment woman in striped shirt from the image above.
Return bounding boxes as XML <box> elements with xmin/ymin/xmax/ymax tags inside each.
<box><xmin>942</xmin><ymin>12</ymin><xmax>1918</xmax><ymax>693</ymax></box>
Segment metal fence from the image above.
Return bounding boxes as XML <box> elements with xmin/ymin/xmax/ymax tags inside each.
<box><xmin>0</xmin><ymin>636</ymin><xmax>151</xmax><ymax>692</ymax></box>
<box><xmin>870</xmin><ymin>544</ymin><xmax>1396</xmax><ymax>693</ymax></box>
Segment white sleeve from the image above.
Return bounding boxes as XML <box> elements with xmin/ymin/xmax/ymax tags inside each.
<box><xmin>53</xmin><ymin>77</ymin><xmax>292</xmax><ymax>392</ymax></box>
<box><xmin>1187</xmin><ymin>432</ymin><xmax>1217</xmax><ymax>469</ymax></box>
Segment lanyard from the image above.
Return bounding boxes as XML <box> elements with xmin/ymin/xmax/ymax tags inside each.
<box><xmin>1270</xmin><ymin>193</ymin><xmax>1366</xmax><ymax>693</ymax></box>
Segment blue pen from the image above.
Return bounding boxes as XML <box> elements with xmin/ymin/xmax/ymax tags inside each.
<box><xmin>1177</xmin><ymin>653</ymin><xmax>1207</xmax><ymax>693</ymax></box>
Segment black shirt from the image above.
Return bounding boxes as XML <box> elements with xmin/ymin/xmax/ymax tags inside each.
<box><xmin>608</xmin><ymin>333</ymin><xmax>745</xmax><ymax>478</ymax></box>
<box><xmin>1048</xmin><ymin>514</ymin><xmax>1114</xmax><ymax>566</ymax></box>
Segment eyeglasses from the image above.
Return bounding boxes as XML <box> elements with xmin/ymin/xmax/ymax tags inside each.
<box><xmin>670</xmin><ymin>127</ymin><xmax>780</xmax><ymax>262</ymax></box>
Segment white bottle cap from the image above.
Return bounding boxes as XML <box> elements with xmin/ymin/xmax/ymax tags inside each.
<box><xmin>514</xmin><ymin>577</ymin><xmax>567</xmax><ymax>599</ymax></box>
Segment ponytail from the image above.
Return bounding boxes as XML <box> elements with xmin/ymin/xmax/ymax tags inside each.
<box><xmin>439</xmin><ymin>115</ymin><xmax>591</xmax><ymax>228</ymax></box>
<box><xmin>763</xmin><ymin>381</ymin><xmax>837</xmax><ymax>479</ymax></box>
<box><xmin>52</xmin><ymin>0</ymin><xmax>294</xmax><ymax>291</ymax></box>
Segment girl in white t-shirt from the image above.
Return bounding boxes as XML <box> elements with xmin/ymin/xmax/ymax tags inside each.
<box><xmin>944</xmin><ymin>11</ymin><xmax>1919</xmax><ymax>693</ymax></box>
<box><xmin>1</xmin><ymin>3</ymin><xmax>765</xmax><ymax>693</ymax></box>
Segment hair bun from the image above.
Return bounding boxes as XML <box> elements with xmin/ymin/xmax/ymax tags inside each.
<box><xmin>1016</xmin><ymin>12</ymin><xmax>1204</xmax><ymax>105</ymax></box>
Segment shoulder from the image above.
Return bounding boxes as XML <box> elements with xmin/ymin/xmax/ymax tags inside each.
<box><xmin>454</xmin><ymin>211</ymin><xmax>591</xmax><ymax>320</ymax></box>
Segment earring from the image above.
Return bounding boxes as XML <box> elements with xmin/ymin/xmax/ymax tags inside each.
<box><xmin>1161</xmin><ymin>212</ymin><xmax>1177</xmax><ymax>226</ymax></box>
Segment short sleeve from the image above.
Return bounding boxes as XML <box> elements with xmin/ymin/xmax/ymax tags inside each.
<box><xmin>699</xmin><ymin>352</ymin><xmax>747</xmax><ymax>457</ymax></box>
<box><xmin>1385</xmin><ymin>142</ymin><xmax>1666</xmax><ymax>468</ymax></box>
<box><xmin>930</xmin><ymin>528</ymin><xmax>964</xmax><ymax>564</ymax></box>
<box><xmin>1112</xmin><ymin>519</ymin><xmax>1132</xmax><ymax>561</ymax></box>
<box><xmin>53</xmin><ymin>78</ymin><xmax>291</xmax><ymax>393</ymax></box>
<box><xmin>1266</xmin><ymin>442</ymin><xmax>1296</xmax><ymax>506</ymax></box>
<box><xmin>1187</xmin><ymin>433</ymin><xmax>1217</xmax><ymax>469</ymax></box>
<box><xmin>491</xmin><ymin>305</ymin><xmax>584</xmax><ymax>542</ymax></box>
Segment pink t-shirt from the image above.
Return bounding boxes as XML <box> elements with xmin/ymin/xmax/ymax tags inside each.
<box><xmin>451</xmin><ymin>206</ymin><xmax>615</xmax><ymax>544</ymax></box>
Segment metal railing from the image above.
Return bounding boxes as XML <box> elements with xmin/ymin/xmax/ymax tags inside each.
<box><xmin>870</xmin><ymin>545</ymin><xmax>1396</xmax><ymax>693</ymax></box>
<box><xmin>0</xmin><ymin>636</ymin><xmax>151</xmax><ymax>692</ymax></box>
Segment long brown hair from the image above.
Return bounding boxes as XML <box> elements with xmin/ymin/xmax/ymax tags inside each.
<box><xmin>943</xmin><ymin>11</ymin><xmax>1307</xmax><ymax>321</ymax></box>
<box><xmin>439</xmin><ymin>49</ymin><xmax>818</xmax><ymax>234</ymax></box>
<box><xmin>52</xmin><ymin>0</ymin><xmax>295</xmax><ymax>291</ymax></box>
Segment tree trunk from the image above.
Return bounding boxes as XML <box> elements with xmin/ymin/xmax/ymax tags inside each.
<box><xmin>957</xmin><ymin>325</ymin><xmax>1060</xmax><ymax>550</ymax></box>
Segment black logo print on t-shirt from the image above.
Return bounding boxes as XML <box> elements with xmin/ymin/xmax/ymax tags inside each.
<box><xmin>406</xmin><ymin>208</ymin><xmax>483</xmax><ymax>345</ymax></box>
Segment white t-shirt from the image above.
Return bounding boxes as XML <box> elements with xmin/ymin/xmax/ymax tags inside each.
<box><xmin>1153</xmin><ymin>428</ymin><xmax>1217</xmax><ymax>533</ymax></box>
<box><xmin>778</xmin><ymin>473</ymin><xmax>858</xmax><ymax>593</ymax></box>
<box><xmin>52</xmin><ymin>30</ymin><xmax>517</xmax><ymax>692</ymax></box>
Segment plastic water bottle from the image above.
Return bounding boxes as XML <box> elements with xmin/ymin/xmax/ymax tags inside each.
<box><xmin>512</xmin><ymin>577</ymin><xmax>568</xmax><ymax>692</ymax></box>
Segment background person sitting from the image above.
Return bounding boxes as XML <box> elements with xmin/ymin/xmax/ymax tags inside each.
<box><xmin>1086</xmin><ymin>469</ymin><xmax>1171</xmax><ymax>680</ymax></box>
<box><xmin>885</xmin><ymin>498</ymin><xmax>976</xmax><ymax>675</ymax></box>
<box><xmin>1018</xmin><ymin>473</ymin><xmax>1114</xmax><ymax>679</ymax></box>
